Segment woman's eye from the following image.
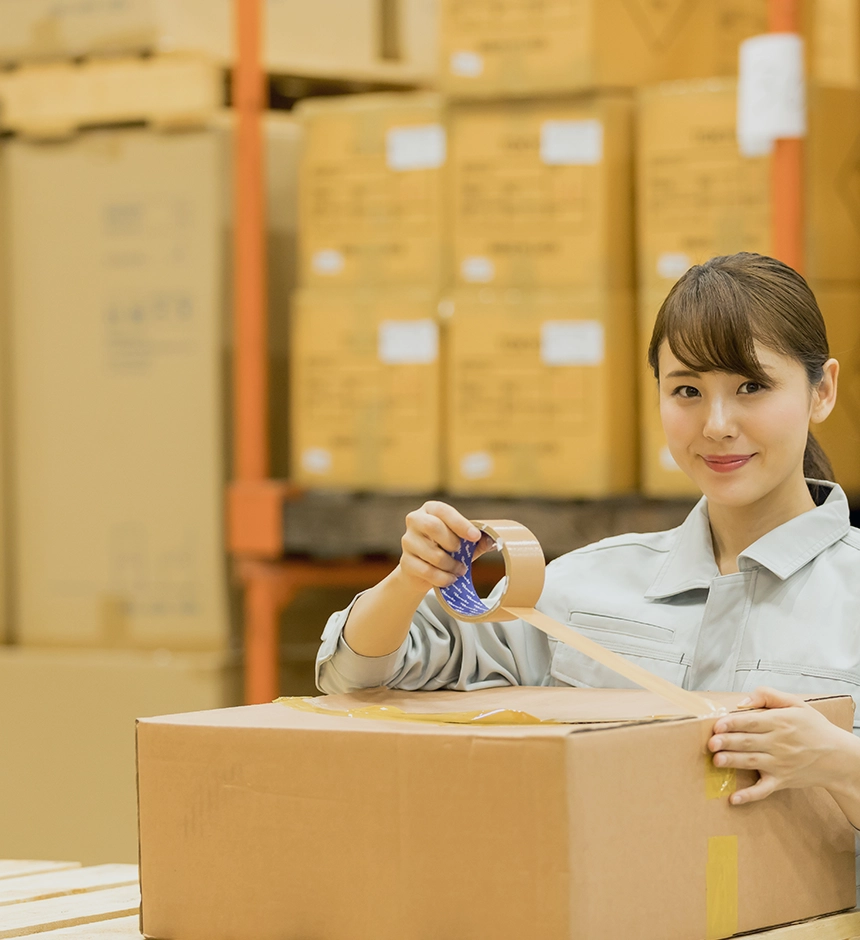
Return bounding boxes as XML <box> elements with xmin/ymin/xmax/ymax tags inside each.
<box><xmin>672</xmin><ymin>385</ymin><xmax>700</xmax><ymax>399</ymax></box>
<box><xmin>739</xmin><ymin>382</ymin><xmax>764</xmax><ymax>394</ymax></box>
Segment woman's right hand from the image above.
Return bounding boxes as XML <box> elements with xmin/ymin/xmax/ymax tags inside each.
<box><xmin>397</xmin><ymin>501</ymin><xmax>496</xmax><ymax>593</ymax></box>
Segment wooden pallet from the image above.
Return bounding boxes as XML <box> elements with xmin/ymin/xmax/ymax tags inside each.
<box><xmin>0</xmin><ymin>861</ymin><xmax>139</xmax><ymax>938</ymax></box>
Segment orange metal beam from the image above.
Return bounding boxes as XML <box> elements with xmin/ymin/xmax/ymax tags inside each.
<box><xmin>768</xmin><ymin>0</ymin><xmax>804</xmax><ymax>273</ymax></box>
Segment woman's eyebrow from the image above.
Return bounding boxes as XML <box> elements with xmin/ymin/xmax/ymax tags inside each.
<box><xmin>665</xmin><ymin>369</ymin><xmax>701</xmax><ymax>378</ymax></box>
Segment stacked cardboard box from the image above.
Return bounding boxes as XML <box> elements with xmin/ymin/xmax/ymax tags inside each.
<box><xmin>0</xmin><ymin>0</ymin><xmax>438</xmax><ymax>83</ymax></box>
<box><xmin>637</xmin><ymin>80</ymin><xmax>860</xmax><ymax>496</ymax></box>
<box><xmin>291</xmin><ymin>93</ymin><xmax>445</xmax><ymax>492</ymax></box>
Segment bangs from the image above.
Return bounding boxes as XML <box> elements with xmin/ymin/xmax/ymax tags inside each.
<box><xmin>655</xmin><ymin>265</ymin><xmax>783</xmax><ymax>384</ymax></box>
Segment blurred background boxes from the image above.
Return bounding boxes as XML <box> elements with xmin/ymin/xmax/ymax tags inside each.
<box><xmin>637</xmin><ymin>79</ymin><xmax>860</xmax><ymax>496</ymax></box>
<box><xmin>291</xmin><ymin>287</ymin><xmax>441</xmax><ymax>492</ymax></box>
<box><xmin>0</xmin><ymin>0</ymin><xmax>438</xmax><ymax>82</ymax></box>
<box><xmin>448</xmin><ymin>94</ymin><xmax>633</xmax><ymax>291</ymax></box>
<box><xmin>444</xmin><ymin>289</ymin><xmax>636</xmax><ymax>496</ymax></box>
<box><xmin>439</xmin><ymin>0</ymin><xmax>859</xmax><ymax>97</ymax></box>
<box><xmin>296</xmin><ymin>92</ymin><xmax>446</xmax><ymax>289</ymax></box>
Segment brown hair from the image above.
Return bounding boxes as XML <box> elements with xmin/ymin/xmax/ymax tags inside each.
<box><xmin>647</xmin><ymin>252</ymin><xmax>834</xmax><ymax>482</ymax></box>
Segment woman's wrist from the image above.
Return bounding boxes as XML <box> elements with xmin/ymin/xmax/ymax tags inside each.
<box><xmin>819</xmin><ymin>727</ymin><xmax>860</xmax><ymax>801</ymax></box>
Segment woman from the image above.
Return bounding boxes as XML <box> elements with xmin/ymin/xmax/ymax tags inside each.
<box><xmin>316</xmin><ymin>253</ymin><xmax>860</xmax><ymax>832</ymax></box>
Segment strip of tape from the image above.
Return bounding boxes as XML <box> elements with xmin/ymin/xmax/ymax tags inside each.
<box><xmin>706</xmin><ymin>835</ymin><xmax>739</xmax><ymax>940</ymax></box>
<box><xmin>435</xmin><ymin>520</ymin><xmax>722</xmax><ymax>717</ymax></box>
<box><xmin>277</xmin><ymin>697</ymin><xmax>548</xmax><ymax>726</ymax></box>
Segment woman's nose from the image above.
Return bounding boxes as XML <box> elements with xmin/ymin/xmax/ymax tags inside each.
<box><xmin>702</xmin><ymin>398</ymin><xmax>737</xmax><ymax>440</ymax></box>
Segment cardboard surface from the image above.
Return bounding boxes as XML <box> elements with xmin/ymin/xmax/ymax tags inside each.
<box><xmin>445</xmin><ymin>288</ymin><xmax>637</xmax><ymax>496</ymax></box>
<box><xmin>439</xmin><ymin>0</ymin><xmax>860</xmax><ymax>97</ymax></box>
<box><xmin>636</xmin><ymin>80</ymin><xmax>860</xmax><ymax>294</ymax></box>
<box><xmin>7</xmin><ymin>127</ymin><xmax>229</xmax><ymax>649</ymax></box>
<box><xmin>297</xmin><ymin>92</ymin><xmax>446</xmax><ymax>289</ymax></box>
<box><xmin>0</xmin><ymin>139</ymin><xmax>9</xmax><ymax>643</ymax></box>
<box><xmin>291</xmin><ymin>287</ymin><xmax>441</xmax><ymax>492</ymax></box>
<box><xmin>0</xmin><ymin>0</ymin><xmax>438</xmax><ymax>81</ymax></box>
<box><xmin>0</xmin><ymin>647</ymin><xmax>240</xmax><ymax>866</ymax></box>
<box><xmin>137</xmin><ymin>687</ymin><xmax>857</xmax><ymax>940</ymax></box>
<box><xmin>449</xmin><ymin>94</ymin><xmax>633</xmax><ymax>291</ymax></box>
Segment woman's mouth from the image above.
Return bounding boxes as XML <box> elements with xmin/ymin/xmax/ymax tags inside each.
<box><xmin>702</xmin><ymin>454</ymin><xmax>755</xmax><ymax>473</ymax></box>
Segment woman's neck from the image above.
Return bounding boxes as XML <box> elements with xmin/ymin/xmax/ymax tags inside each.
<box><xmin>707</xmin><ymin>472</ymin><xmax>817</xmax><ymax>575</ymax></box>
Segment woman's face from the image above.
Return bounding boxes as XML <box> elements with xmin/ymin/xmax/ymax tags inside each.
<box><xmin>658</xmin><ymin>341</ymin><xmax>836</xmax><ymax>508</ymax></box>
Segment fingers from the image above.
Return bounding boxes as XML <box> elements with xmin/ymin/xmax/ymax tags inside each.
<box><xmin>423</xmin><ymin>501</ymin><xmax>482</xmax><ymax>543</ymax></box>
<box><xmin>738</xmin><ymin>686</ymin><xmax>806</xmax><ymax>711</ymax></box>
<box><xmin>712</xmin><ymin>750</ymin><xmax>773</xmax><ymax>772</ymax></box>
<box><xmin>730</xmin><ymin>775</ymin><xmax>777</xmax><ymax>805</ymax></box>
<box><xmin>399</xmin><ymin>554</ymin><xmax>463</xmax><ymax>589</ymax></box>
<box><xmin>709</xmin><ymin>731</ymin><xmax>772</xmax><ymax>754</ymax></box>
<box><xmin>401</xmin><ymin>501</ymin><xmax>482</xmax><ymax>590</ymax></box>
<box><xmin>472</xmin><ymin>533</ymin><xmax>498</xmax><ymax>560</ymax></box>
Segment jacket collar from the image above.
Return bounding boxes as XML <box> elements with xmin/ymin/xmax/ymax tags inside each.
<box><xmin>644</xmin><ymin>481</ymin><xmax>850</xmax><ymax>600</ymax></box>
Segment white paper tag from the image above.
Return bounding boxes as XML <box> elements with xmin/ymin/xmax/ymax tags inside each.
<box><xmin>378</xmin><ymin>319</ymin><xmax>438</xmax><ymax>364</ymax></box>
<box><xmin>540</xmin><ymin>321</ymin><xmax>604</xmax><ymax>366</ymax></box>
<box><xmin>450</xmin><ymin>50</ymin><xmax>484</xmax><ymax>76</ymax></box>
<box><xmin>737</xmin><ymin>33</ymin><xmax>807</xmax><ymax>157</ymax></box>
<box><xmin>460</xmin><ymin>256</ymin><xmax>495</xmax><ymax>283</ymax></box>
<box><xmin>657</xmin><ymin>252</ymin><xmax>691</xmax><ymax>279</ymax></box>
<box><xmin>540</xmin><ymin>120</ymin><xmax>603</xmax><ymax>166</ymax></box>
<box><xmin>302</xmin><ymin>447</ymin><xmax>332</xmax><ymax>474</ymax></box>
<box><xmin>311</xmin><ymin>249</ymin><xmax>345</xmax><ymax>275</ymax></box>
<box><xmin>659</xmin><ymin>446</ymin><xmax>681</xmax><ymax>472</ymax></box>
<box><xmin>386</xmin><ymin>124</ymin><xmax>447</xmax><ymax>171</ymax></box>
<box><xmin>461</xmin><ymin>451</ymin><xmax>494</xmax><ymax>479</ymax></box>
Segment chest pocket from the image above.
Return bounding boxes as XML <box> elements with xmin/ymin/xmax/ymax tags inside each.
<box><xmin>736</xmin><ymin>661</ymin><xmax>860</xmax><ymax>729</ymax></box>
<box><xmin>550</xmin><ymin>612</ymin><xmax>689</xmax><ymax>690</ymax></box>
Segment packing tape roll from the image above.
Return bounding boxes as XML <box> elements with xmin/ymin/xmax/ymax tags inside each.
<box><xmin>435</xmin><ymin>520</ymin><xmax>722</xmax><ymax>718</ymax></box>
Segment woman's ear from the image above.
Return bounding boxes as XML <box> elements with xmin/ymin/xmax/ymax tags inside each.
<box><xmin>810</xmin><ymin>358</ymin><xmax>839</xmax><ymax>425</ymax></box>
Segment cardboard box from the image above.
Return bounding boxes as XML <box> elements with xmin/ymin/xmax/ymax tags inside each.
<box><xmin>137</xmin><ymin>686</ymin><xmax>857</xmax><ymax>940</ymax></box>
<box><xmin>637</xmin><ymin>80</ymin><xmax>860</xmax><ymax>295</ymax></box>
<box><xmin>0</xmin><ymin>140</ymin><xmax>9</xmax><ymax>643</ymax></box>
<box><xmin>290</xmin><ymin>287</ymin><xmax>441</xmax><ymax>492</ymax></box>
<box><xmin>297</xmin><ymin>93</ymin><xmax>446</xmax><ymax>289</ymax></box>
<box><xmin>7</xmin><ymin>127</ymin><xmax>229</xmax><ymax>649</ymax></box>
<box><xmin>639</xmin><ymin>284</ymin><xmax>860</xmax><ymax>498</ymax></box>
<box><xmin>439</xmin><ymin>0</ymin><xmax>860</xmax><ymax>97</ymax></box>
<box><xmin>449</xmin><ymin>94</ymin><xmax>633</xmax><ymax>291</ymax></box>
<box><xmin>0</xmin><ymin>0</ymin><xmax>438</xmax><ymax>82</ymax></box>
<box><xmin>445</xmin><ymin>288</ymin><xmax>636</xmax><ymax>497</ymax></box>
<box><xmin>0</xmin><ymin>646</ymin><xmax>240</xmax><ymax>865</ymax></box>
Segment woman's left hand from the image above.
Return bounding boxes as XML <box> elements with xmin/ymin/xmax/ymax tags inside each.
<box><xmin>708</xmin><ymin>686</ymin><xmax>851</xmax><ymax>805</ymax></box>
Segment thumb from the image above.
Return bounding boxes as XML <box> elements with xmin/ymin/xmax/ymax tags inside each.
<box><xmin>741</xmin><ymin>686</ymin><xmax>806</xmax><ymax>710</ymax></box>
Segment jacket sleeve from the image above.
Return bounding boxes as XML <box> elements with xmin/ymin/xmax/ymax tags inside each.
<box><xmin>315</xmin><ymin>581</ymin><xmax>553</xmax><ymax>694</ymax></box>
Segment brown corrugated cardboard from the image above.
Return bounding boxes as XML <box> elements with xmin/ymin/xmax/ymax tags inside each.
<box><xmin>637</xmin><ymin>80</ymin><xmax>860</xmax><ymax>294</ymax></box>
<box><xmin>7</xmin><ymin>127</ymin><xmax>229</xmax><ymax>649</ymax></box>
<box><xmin>449</xmin><ymin>94</ymin><xmax>633</xmax><ymax>290</ymax></box>
<box><xmin>297</xmin><ymin>93</ymin><xmax>446</xmax><ymax>289</ymax></box>
<box><xmin>639</xmin><ymin>284</ymin><xmax>860</xmax><ymax>498</ymax></box>
<box><xmin>137</xmin><ymin>686</ymin><xmax>857</xmax><ymax>940</ymax></box>
<box><xmin>0</xmin><ymin>0</ymin><xmax>438</xmax><ymax>82</ymax></box>
<box><xmin>445</xmin><ymin>289</ymin><xmax>637</xmax><ymax>497</ymax></box>
<box><xmin>291</xmin><ymin>287</ymin><xmax>441</xmax><ymax>492</ymax></box>
<box><xmin>0</xmin><ymin>647</ymin><xmax>240</xmax><ymax>865</ymax></box>
<box><xmin>0</xmin><ymin>139</ymin><xmax>9</xmax><ymax>643</ymax></box>
<box><xmin>440</xmin><ymin>0</ymin><xmax>859</xmax><ymax>97</ymax></box>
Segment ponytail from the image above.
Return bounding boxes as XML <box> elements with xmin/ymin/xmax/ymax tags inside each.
<box><xmin>803</xmin><ymin>431</ymin><xmax>834</xmax><ymax>482</ymax></box>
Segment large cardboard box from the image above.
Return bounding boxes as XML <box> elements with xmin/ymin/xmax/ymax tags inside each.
<box><xmin>0</xmin><ymin>646</ymin><xmax>240</xmax><ymax>865</ymax></box>
<box><xmin>449</xmin><ymin>94</ymin><xmax>633</xmax><ymax>291</ymax></box>
<box><xmin>291</xmin><ymin>288</ymin><xmax>441</xmax><ymax>492</ymax></box>
<box><xmin>439</xmin><ymin>0</ymin><xmax>860</xmax><ymax>98</ymax></box>
<box><xmin>639</xmin><ymin>285</ymin><xmax>860</xmax><ymax>498</ymax></box>
<box><xmin>0</xmin><ymin>0</ymin><xmax>438</xmax><ymax>81</ymax></box>
<box><xmin>445</xmin><ymin>289</ymin><xmax>636</xmax><ymax>497</ymax></box>
<box><xmin>0</xmin><ymin>140</ymin><xmax>9</xmax><ymax>644</ymax></box>
<box><xmin>637</xmin><ymin>80</ymin><xmax>860</xmax><ymax>294</ymax></box>
<box><xmin>7</xmin><ymin>127</ymin><xmax>228</xmax><ymax>649</ymax></box>
<box><xmin>137</xmin><ymin>686</ymin><xmax>857</xmax><ymax>940</ymax></box>
<box><xmin>297</xmin><ymin>93</ymin><xmax>446</xmax><ymax>289</ymax></box>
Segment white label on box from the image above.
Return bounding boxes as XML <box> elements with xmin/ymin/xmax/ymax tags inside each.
<box><xmin>302</xmin><ymin>447</ymin><xmax>332</xmax><ymax>474</ymax></box>
<box><xmin>378</xmin><ymin>319</ymin><xmax>438</xmax><ymax>364</ymax></box>
<box><xmin>657</xmin><ymin>252</ymin><xmax>692</xmax><ymax>279</ymax></box>
<box><xmin>659</xmin><ymin>446</ymin><xmax>681</xmax><ymax>472</ymax></box>
<box><xmin>450</xmin><ymin>50</ymin><xmax>484</xmax><ymax>76</ymax></box>
<box><xmin>540</xmin><ymin>321</ymin><xmax>604</xmax><ymax>366</ymax></box>
<box><xmin>540</xmin><ymin>120</ymin><xmax>603</xmax><ymax>166</ymax></box>
<box><xmin>461</xmin><ymin>256</ymin><xmax>495</xmax><ymax>283</ymax></box>
<box><xmin>312</xmin><ymin>249</ymin><xmax>345</xmax><ymax>275</ymax></box>
<box><xmin>386</xmin><ymin>124</ymin><xmax>447</xmax><ymax>171</ymax></box>
<box><xmin>461</xmin><ymin>451</ymin><xmax>494</xmax><ymax>479</ymax></box>
<box><xmin>737</xmin><ymin>33</ymin><xmax>806</xmax><ymax>157</ymax></box>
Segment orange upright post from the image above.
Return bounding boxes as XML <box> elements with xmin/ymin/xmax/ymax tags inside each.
<box><xmin>233</xmin><ymin>0</ymin><xmax>277</xmax><ymax>704</ymax></box>
<box><xmin>768</xmin><ymin>0</ymin><xmax>804</xmax><ymax>273</ymax></box>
